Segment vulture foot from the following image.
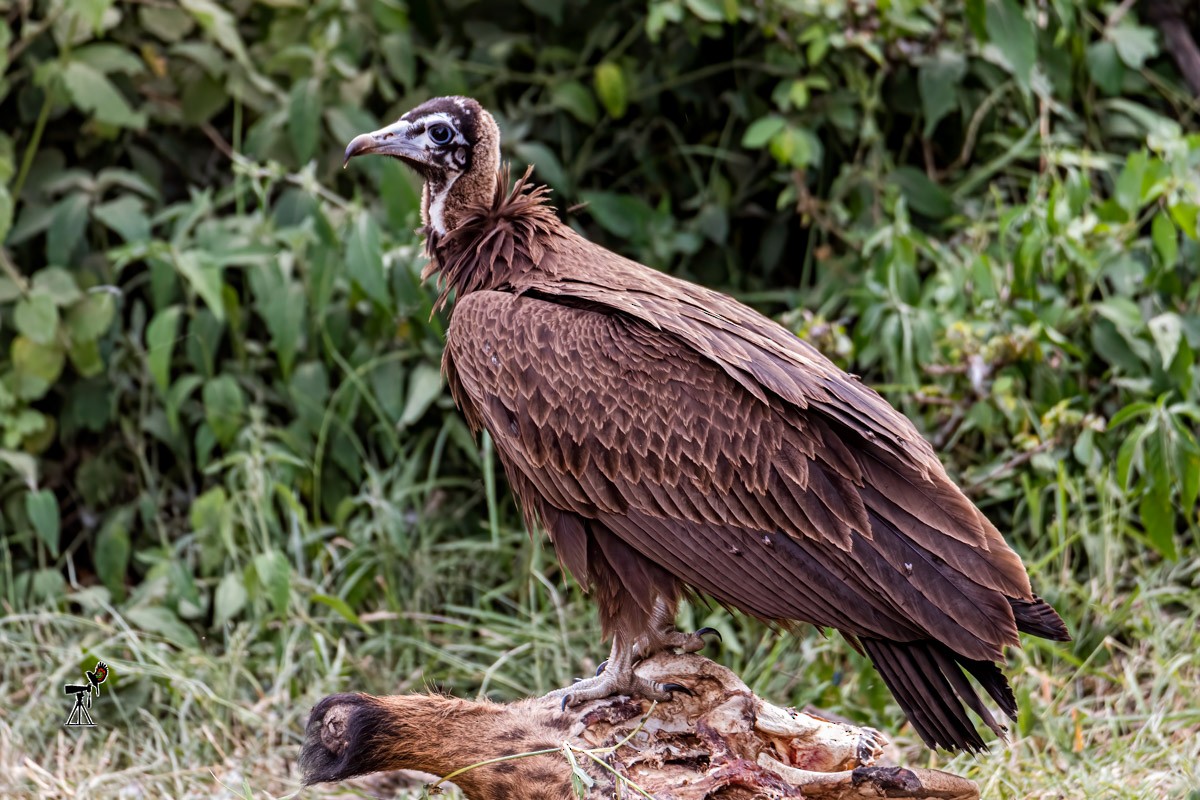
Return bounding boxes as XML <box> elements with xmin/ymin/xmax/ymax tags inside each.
<box><xmin>554</xmin><ymin>670</ymin><xmax>690</xmax><ymax>709</ymax></box>
<box><xmin>548</xmin><ymin>641</ymin><xmax>691</xmax><ymax>709</ymax></box>
<box><xmin>647</xmin><ymin>625</ymin><xmax>721</xmax><ymax>654</ymax></box>
<box><xmin>636</xmin><ymin>600</ymin><xmax>723</xmax><ymax>657</ymax></box>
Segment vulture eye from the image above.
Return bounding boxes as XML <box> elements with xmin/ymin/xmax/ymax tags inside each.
<box><xmin>429</xmin><ymin>124</ymin><xmax>453</xmax><ymax>145</ymax></box>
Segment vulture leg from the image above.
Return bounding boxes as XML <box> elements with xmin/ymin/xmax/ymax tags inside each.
<box><xmin>636</xmin><ymin>598</ymin><xmax>721</xmax><ymax>656</ymax></box>
<box><xmin>538</xmin><ymin>511</ymin><xmax>695</xmax><ymax>706</ymax></box>
<box><xmin>548</xmin><ymin>638</ymin><xmax>690</xmax><ymax>708</ymax></box>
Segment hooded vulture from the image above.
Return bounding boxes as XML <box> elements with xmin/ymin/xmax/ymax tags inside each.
<box><xmin>343</xmin><ymin>97</ymin><xmax>1069</xmax><ymax>752</ymax></box>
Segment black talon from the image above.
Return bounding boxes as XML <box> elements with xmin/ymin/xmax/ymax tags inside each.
<box><xmin>695</xmin><ymin>627</ymin><xmax>722</xmax><ymax>642</ymax></box>
<box><xmin>594</xmin><ymin>659</ymin><xmax>609</xmax><ymax>677</ymax></box>
<box><xmin>661</xmin><ymin>682</ymin><xmax>693</xmax><ymax>697</ymax></box>
<box><xmin>561</xmin><ymin>695</ymin><xmax>573</xmax><ymax>712</ymax></box>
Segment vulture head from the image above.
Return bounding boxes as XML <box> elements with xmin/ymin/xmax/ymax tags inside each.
<box><xmin>344</xmin><ymin>96</ymin><xmax>500</xmax><ymax>235</ymax></box>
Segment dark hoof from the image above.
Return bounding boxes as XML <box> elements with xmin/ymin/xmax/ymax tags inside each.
<box><xmin>301</xmin><ymin>693</ymin><xmax>394</xmax><ymax>785</ymax></box>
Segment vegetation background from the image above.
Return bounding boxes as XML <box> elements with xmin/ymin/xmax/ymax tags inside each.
<box><xmin>1</xmin><ymin>0</ymin><xmax>1198</xmax><ymax>797</ymax></box>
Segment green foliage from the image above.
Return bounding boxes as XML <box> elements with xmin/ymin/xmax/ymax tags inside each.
<box><xmin>0</xmin><ymin>2</ymin><xmax>1197</xmax><ymax>791</ymax></box>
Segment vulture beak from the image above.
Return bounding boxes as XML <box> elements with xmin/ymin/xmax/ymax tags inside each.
<box><xmin>343</xmin><ymin>119</ymin><xmax>418</xmax><ymax>168</ymax></box>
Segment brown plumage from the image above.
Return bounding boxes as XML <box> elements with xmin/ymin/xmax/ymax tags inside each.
<box><xmin>343</xmin><ymin>97</ymin><xmax>1070</xmax><ymax>753</ymax></box>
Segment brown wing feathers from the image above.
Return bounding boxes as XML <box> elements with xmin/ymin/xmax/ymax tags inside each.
<box><xmin>436</xmin><ymin>169</ymin><xmax>1068</xmax><ymax>752</ymax></box>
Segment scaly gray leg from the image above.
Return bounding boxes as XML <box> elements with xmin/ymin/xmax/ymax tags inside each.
<box><xmin>548</xmin><ymin>601</ymin><xmax>720</xmax><ymax>708</ymax></box>
<box><xmin>546</xmin><ymin>639</ymin><xmax>689</xmax><ymax>709</ymax></box>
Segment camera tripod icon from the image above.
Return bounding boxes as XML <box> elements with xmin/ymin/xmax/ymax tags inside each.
<box><xmin>64</xmin><ymin>661</ymin><xmax>109</xmax><ymax>727</ymax></box>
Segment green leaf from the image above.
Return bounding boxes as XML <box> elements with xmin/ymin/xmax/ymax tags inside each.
<box><xmin>891</xmin><ymin>167</ymin><xmax>954</xmax><ymax>219</ymax></box>
<box><xmin>684</xmin><ymin>0</ymin><xmax>724</xmax><ymax>22</ymax></box>
<box><xmin>146</xmin><ymin>306</ymin><xmax>182</xmax><ymax>392</ymax></box>
<box><xmin>126</xmin><ymin>606</ymin><xmax>200</xmax><ymax>649</ymax></box>
<box><xmin>646</xmin><ymin>0</ymin><xmax>684</xmax><ymax>42</ymax></box>
<box><xmin>1148</xmin><ymin>313</ymin><xmax>1183</xmax><ymax>369</ymax></box>
<box><xmin>1108</xmin><ymin>400</ymin><xmax>1153</xmax><ymax>429</ymax></box>
<box><xmin>769</xmin><ymin>126</ymin><xmax>820</xmax><ymax>168</ymax></box>
<box><xmin>173</xmin><ymin>250</ymin><xmax>225</xmax><ymax>320</ymax></box>
<box><xmin>0</xmin><ymin>20</ymin><xmax>10</xmax><ymax>77</ymax></box>
<box><xmin>965</xmin><ymin>0</ymin><xmax>988</xmax><ymax>40</ymax></box>
<box><xmin>261</xmin><ymin>280</ymin><xmax>305</xmax><ymax>377</ymax></box>
<box><xmin>579</xmin><ymin>191</ymin><xmax>647</xmax><ymax>238</ymax></box>
<box><xmin>190</xmin><ymin>485</ymin><xmax>227</xmax><ymax>533</ymax></box>
<box><xmin>289</xmin><ymin>361</ymin><xmax>330</xmax><ymax>433</ymax></box>
<box><xmin>311</xmin><ymin>593</ymin><xmax>370</xmax><ymax>630</ymax></box>
<box><xmin>551</xmin><ymin>81</ymin><xmax>598</xmax><ymax>126</ymax></box>
<box><xmin>522</xmin><ymin>0</ymin><xmax>564</xmax><ymax>24</ymax></box>
<box><xmin>919</xmin><ymin>50</ymin><xmax>967</xmax><ymax>136</ymax></box>
<box><xmin>1169</xmin><ymin>202</ymin><xmax>1198</xmax><ymax>240</ymax></box>
<box><xmin>11</xmin><ymin>337</ymin><xmax>65</xmax><ymax>399</ymax></box>
<box><xmin>288</xmin><ymin>78</ymin><xmax>321</xmax><ymax>164</ymax></box>
<box><xmin>14</xmin><ymin>293</ymin><xmax>60</xmax><ymax>344</ymax></box>
<box><xmin>213</xmin><ymin>570</ymin><xmax>247</xmax><ymax>626</ymax></box>
<box><xmin>1110</xmin><ymin>22</ymin><xmax>1159</xmax><ymax>70</ymax></box>
<box><xmin>345</xmin><ymin>211</ymin><xmax>389</xmax><ymax>307</ymax></box>
<box><xmin>1095</xmin><ymin>296</ymin><xmax>1143</xmax><ymax>332</ymax></box>
<box><xmin>74</xmin><ymin>44</ymin><xmax>146</xmax><ymax>76</ymax></box>
<box><xmin>68</xmin><ymin>337</ymin><xmax>103</xmax><ymax>377</ymax></box>
<box><xmin>1117</xmin><ymin>429</ymin><xmax>1140</xmax><ymax>489</ymax></box>
<box><xmin>47</xmin><ymin>193</ymin><xmax>90</xmax><ymax>267</ymax></box>
<box><xmin>1151</xmin><ymin>212</ymin><xmax>1178</xmax><ymax>267</ymax></box>
<box><xmin>93</xmin><ymin>195</ymin><xmax>151</xmax><ymax>242</ymax></box>
<box><xmin>139</xmin><ymin>5</ymin><xmax>196</xmax><ymax>41</ymax></box>
<box><xmin>1145</xmin><ymin>425</ymin><xmax>1170</xmax><ymax>492</ymax></box>
<box><xmin>0</xmin><ymin>275</ymin><xmax>21</xmax><ymax>303</ymax></box>
<box><xmin>371</xmin><ymin>0</ymin><xmax>410</xmax><ymax>31</ymax></box>
<box><xmin>94</xmin><ymin>512</ymin><xmax>131</xmax><ymax>598</ymax></box>
<box><xmin>61</xmin><ymin>62</ymin><xmax>147</xmax><ymax>129</ymax></box>
<box><xmin>593</xmin><ymin>62</ymin><xmax>628</xmax><ymax>119</ymax></box>
<box><xmin>33</xmin><ymin>267</ymin><xmax>82</xmax><ymax>305</ymax></box>
<box><xmin>1139</xmin><ymin>488</ymin><xmax>1176</xmax><ymax>560</ymax></box>
<box><xmin>0</xmin><ymin>449</ymin><xmax>39</xmax><ymax>489</ymax></box>
<box><xmin>26</xmin><ymin>489</ymin><xmax>60</xmax><ymax>557</ymax></box>
<box><xmin>253</xmin><ymin>550</ymin><xmax>291</xmax><ymax>617</ymax></box>
<box><xmin>72</xmin><ymin>0</ymin><xmax>116</xmax><ymax>31</ymax></box>
<box><xmin>182</xmin><ymin>0</ymin><xmax>249</xmax><ymax>64</ymax></box>
<box><xmin>1114</xmin><ymin>150</ymin><xmax>1147</xmax><ymax>215</ymax></box>
<box><xmin>1091</xmin><ymin>318</ymin><xmax>1146</xmax><ymax>375</ymax></box>
<box><xmin>985</xmin><ymin>0</ymin><xmax>1036</xmax><ymax>92</ymax></box>
<box><xmin>1</xmin><ymin>409</ymin><xmax>47</xmax><ymax>451</ymax></box>
<box><xmin>742</xmin><ymin>116</ymin><xmax>786</xmax><ymax>149</ymax></box>
<box><xmin>202</xmin><ymin>375</ymin><xmax>245</xmax><ymax>447</ymax></box>
<box><xmin>180</xmin><ymin>72</ymin><xmax>229</xmax><ymax>125</ymax></box>
<box><xmin>513</xmin><ymin>141</ymin><xmax>569</xmax><ymax>192</ymax></box>
<box><xmin>1180</xmin><ymin>449</ymin><xmax>1200</xmax><ymax>515</ymax></box>
<box><xmin>400</xmin><ymin>362</ymin><xmax>443</xmax><ymax>427</ymax></box>
<box><xmin>1086</xmin><ymin>41</ymin><xmax>1124</xmax><ymax>95</ymax></box>
<box><xmin>66</xmin><ymin>293</ymin><xmax>116</xmax><ymax>343</ymax></box>
<box><xmin>0</xmin><ymin>185</ymin><xmax>13</xmax><ymax>244</ymax></box>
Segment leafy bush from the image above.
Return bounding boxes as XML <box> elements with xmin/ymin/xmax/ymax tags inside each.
<box><xmin>0</xmin><ymin>0</ymin><xmax>1196</xmax><ymax>666</ymax></box>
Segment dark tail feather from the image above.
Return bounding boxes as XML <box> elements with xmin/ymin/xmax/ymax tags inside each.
<box><xmin>862</xmin><ymin>638</ymin><xmax>1011</xmax><ymax>752</ymax></box>
<box><xmin>957</xmin><ymin>655</ymin><xmax>1018</xmax><ymax>721</ymax></box>
<box><xmin>1010</xmin><ymin>596</ymin><xmax>1071</xmax><ymax>641</ymax></box>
